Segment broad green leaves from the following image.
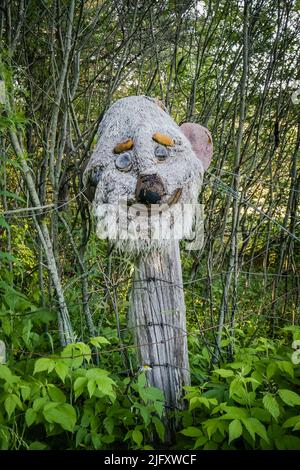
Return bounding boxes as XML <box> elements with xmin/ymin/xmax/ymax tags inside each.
<box><xmin>73</xmin><ymin>368</ymin><xmax>116</xmax><ymax>402</ymax></box>
<box><xmin>152</xmin><ymin>417</ymin><xmax>165</xmax><ymax>442</ymax></box>
<box><xmin>89</xmin><ymin>336</ymin><xmax>110</xmax><ymax>348</ymax></box>
<box><xmin>180</xmin><ymin>426</ymin><xmax>203</xmax><ymax>437</ymax></box>
<box><xmin>241</xmin><ymin>418</ymin><xmax>269</xmax><ymax>443</ymax></box>
<box><xmin>213</xmin><ymin>368</ymin><xmax>234</xmax><ymax>378</ymax></box>
<box><xmin>0</xmin><ymin>365</ymin><xmax>14</xmax><ymax>383</ymax></box>
<box><xmin>25</xmin><ymin>408</ymin><xmax>37</xmax><ymax>427</ymax></box>
<box><xmin>61</xmin><ymin>343</ymin><xmax>91</xmax><ymax>368</ymax></box>
<box><xmin>228</xmin><ymin>419</ymin><xmax>242</xmax><ymax>444</ymax></box>
<box><xmin>33</xmin><ymin>358</ymin><xmax>55</xmax><ymax>375</ymax></box>
<box><xmin>283</xmin><ymin>415</ymin><xmax>300</xmax><ymax>431</ymax></box>
<box><xmin>43</xmin><ymin>403</ymin><xmax>76</xmax><ymax>432</ymax></box>
<box><xmin>1</xmin><ymin>327</ymin><xmax>300</xmax><ymax>450</ymax></box>
<box><xmin>55</xmin><ymin>361</ymin><xmax>69</xmax><ymax>383</ymax></box>
<box><xmin>263</xmin><ymin>394</ymin><xmax>280</xmax><ymax>420</ymax></box>
<box><xmin>74</xmin><ymin>377</ymin><xmax>87</xmax><ymax>399</ymax></box>
<box><xmin>4</xmin><ymin>394</ymin><xmax>22</xmax><ymax>418</ymax></box>
<box><xmin>278</xmin><ymin>390</ymin><xmax>300</xmax><ymax>407</ymax></box>
<box><xmin>131</xmin><ymin>429</ymin><xmax>143</xmax><ymax>447</ymax></box>
<box><xmin>181</xmin><ymin>331</ymin><xmax>300</xmax><ymax>451</ymax></box>
<box><xmin>276</xmin><ymin>362</ymin><xmax>294</xmax><ymax>379</ymax></box>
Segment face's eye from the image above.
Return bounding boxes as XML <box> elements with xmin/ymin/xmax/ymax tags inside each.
<box><xmin>115</xmin><ymin>152</ymin><xmax>132</xmax><ymax>172</ymax></box>
<box><xmin>155</xmin><ymin>145</ymin><xmax>169</xmax><ymax>161</ymax></box>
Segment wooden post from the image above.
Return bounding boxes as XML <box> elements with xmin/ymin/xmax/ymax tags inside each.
<box><xmin>128</xmin><ymin>241</ymin><xmax>190</xmax><ymax>428</ymax></box>
<box><xmin>83</xmin><ymin>95</ymin><xmax>213</xmax><ymax>441</ymax></box>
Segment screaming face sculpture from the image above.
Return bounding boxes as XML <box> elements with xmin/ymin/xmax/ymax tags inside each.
<box><xmin>83</xmin><ymin>96</ymin><xmax>212</xmax><ymax>252</ymax></box>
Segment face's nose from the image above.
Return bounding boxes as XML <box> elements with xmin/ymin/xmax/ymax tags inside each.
<box><xmin>135</xmin><ymin>174</ymin><xmax>165</xmax><ymax>205</ymax></box>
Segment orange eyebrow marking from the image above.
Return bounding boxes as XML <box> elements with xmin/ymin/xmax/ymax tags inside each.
<box><xmin>113</xmin><ymin>138</ymin><xmax>134</xmax><ymax>154</ymax></box>
<box><xmin>152</xmin><ymin>132</ymin><xmax>174</xmax><ymax>147</ymax></box>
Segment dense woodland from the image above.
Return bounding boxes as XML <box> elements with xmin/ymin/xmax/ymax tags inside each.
<box><xmin>0</xmin><ymin>0</ymin><xmax>300</xmax><ymax>450</ymax></box>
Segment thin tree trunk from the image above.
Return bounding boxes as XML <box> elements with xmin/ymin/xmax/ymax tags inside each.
<box><xmin>8</xmin><ymin>129</ymin><xmax>74</xmax><ymax>346</ymax></box>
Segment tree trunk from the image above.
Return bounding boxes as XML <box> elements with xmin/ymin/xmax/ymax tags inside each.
<box><xmin>129</xmin><ymin>241</ymin><xmax>190</xmax><ymax>417</ymax></box>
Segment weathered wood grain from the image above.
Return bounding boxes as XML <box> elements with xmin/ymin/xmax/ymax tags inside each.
<box><xmin>128</xmin><ymin>241</ymin><xmax>190</xmax><ymax>411</ymax></box>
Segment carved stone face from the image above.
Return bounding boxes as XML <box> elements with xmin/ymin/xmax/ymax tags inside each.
<box><xmin>83</xmin><ymin>96</ymin><xmax>212</xmax><ymax>252</ymax></box>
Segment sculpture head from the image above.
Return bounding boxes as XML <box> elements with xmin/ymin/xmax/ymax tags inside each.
<box><xmin>83</xmin><ymin>95</ymin><xmax>212</xmax><ymax>252</ymax></box>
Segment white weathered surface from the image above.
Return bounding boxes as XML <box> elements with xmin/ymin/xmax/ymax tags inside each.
<box><xmin>83</xmin><ymin>95</ymin><xmax>206</xmax><ymax>253</ymax></box>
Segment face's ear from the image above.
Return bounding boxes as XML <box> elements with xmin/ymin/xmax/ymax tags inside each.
<box><xmin>179</xmin><ymin>122</ymin><xmax>213</xmax><ymax>170</ymax></box>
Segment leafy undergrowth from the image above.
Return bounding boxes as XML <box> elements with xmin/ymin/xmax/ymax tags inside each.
<box><xmin>0</xmin><ymin>328</ymin><xmax>299</xmax><ymax>449</ymax></box>
<box><xmin>0</xmin><ymin>282</ymin><xmax>300</xmax><ymax>450</ymax></box>
<box><xmin>179</xmin><ymin>325</ymin><xmax>300</xmax><ymax>450</ymax></box>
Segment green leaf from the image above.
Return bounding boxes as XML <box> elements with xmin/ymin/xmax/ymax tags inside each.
<box><xmin>153</xmin><ymin>400</ymin><xmax>164</xmax><ymax>418</ymax></box>
<box><xmin>61</xmin><ymin>344</ymin><xmax>83</xmax><ymax>368</ymax></box>
<box><xmin>137</xmin><ymin>372</ymin><xmax>147</xmax><ymax>389</ymax></box>
<box><xmin>0</xmin><ymin>427</ymin><xmax>10</xmax><ymax>450</ymax></box>
<box><xmin>133</xmin><ymin>403</ymin><xmax>150</xmax><ymax>426</ymax></box>
<box><xmin>242</xmin><ymin>417</ymin><xmax>269</xmax><ymax>443</ymax></box>
<box><xmin>95</xmin><ymin>375</ymin><xmax>116</xmax><ymax>400</ymax></box>
<box><xmin>229</xmin><ymin>378</ymin><xmax>244</xmax><ymax>398</ymax></box>
<box><xmin>4</xmin><ymin>395</ymin><xmax>17</xmax><ymax>418</ymax></box>
<box><xmin>228</xmin><ymin>419</ymin><xmax>243</xmax><ymax>444</ymax></box>
<box><xmin>43</xmin><ymin>403</ymin><xmax>76</xmax><ymax>432</ymax></box>
<box><xmin>76</xmin><ymin>427</ymin><xmax>87</xmax><ymax>447</ymax></box>
<box><xmin>213</xmin><ymin>368</ymin><xmax>234</xmax><ymax>378</ymax></box>
<box><xmin>103</xmin><ymin>417</ymin><xmax>115</xmax><ymax>435</ymax></box>
<box><xmin>33</xmin><ymin>358</ymin><xmax>55</xmax><ymax>375</ymax></box>
<box><xmin>152</xmin><ymin>416</ymin><xmax>165</xmax><ymax>442</ymax></box>
<box><xmin>202</xmin><ymin>419</ymin><xmax>224</xmax><ymax>439</ymax></box>
<box><xmin>251</xmin><ymin>407</ymin><xmax>272</xmax><ymax>423</ymax></box>
<box><xmin>87</xmin><ymin>379</ymin><xmax>96</xmax><ymax>398</ymax></box>
<box><xmin>20</xmin><ymin>385</ymin><xmax>31</xmax><ymax>401</ymax></box>
<box><xmin>89</xmin><ymin>336</ymin><xmax>110</xmax><ymax>347</ymax></box>
<box><xmin>47</xmin><ymin>385</ymin><xmax>66</xmax><ymax>403</ymax></box>
<box><xmin>251</xmin><ymin>371</ymin><xmax>262</xmax><ymax>391</ymax></box>
<box><xmin>266</xmin><ymin>362</ymin><xmax>277</xmax><ymax>379</ymax></box>
<box><xmin>278</xmin><ymin>389</ymin><xmax>300</xmax><ymax>406</ymax></box>
<box><xmin>55</xmin><ymin>361</ymin><xmax>69</xmax><ymax>383</ymax></box>
<box><xmin>5</xmin><ymin>393</ymin><xmax>22</xmax><ymax>418</ymax></box>
<box><xmin>73</xmin><ymin>376</ymin><xmax>87</xmax><ymax>399</ymax></box>
<box><xmin>25</xmin><ymin>408</ymin><xmax>37</xmax><ymax>427</ymax></box>
<box><xmin>33</xmin><ymin>397</ymin><xmax>48</xmax><ymax>412</ymax></box>
<box><xmin>86</xmin><ymin>368</ymin><xmax>110</xmax><ymax>380</ymax></box>
<box><xmin>263</xmin><ymin>393</ymin><xmax>280</xmax><ymax>420</ymax></box>
<box><xmin>283</xmin><ymin>415</ymin><xmax>300</xmax><ymax>430</ymax></box>
<box><xmin>76</xmin><ymin>342</ymin><xmax>91</xmax><ymax>363</ymax></box>
<box><xmin>180</xmin><ymin>426</ymin><xmax>203</xmax><ymax>437</ymax></box>
<box><xmin>141</xmin><ymin>386</ymin><xmax>164</xmax><ymax>403</ymax></box>
<box><xmin>219</xmin><ymin>405</ymin><xmax>248</xmax><ymax>420</ymax></box>
<box><xmin>132</xmin><ymin>429</ymin><xmax>143</xmax><ymax>447</ymax></box>
<box><xmin>194</xmin><ymin>436</ymin><xmax>208</xmax><ymax>449</ymax></box>
<box><xmin>282</xmin><ymin>435</ymin><xmax>300</xmax><ymax>450</ymax></box>
<box><xmin>0</xmin><ymin>216</ymin><xmax>9</xmax><ymax>229</ymax></box>
<box><xmin>29</xmin><ymin>441</ymin><xmax>47</xmax><ymax>450</ymax></box>
<box><xmin>0</xmin><ymin>365</ymin><xmax>13</xmax><ymax>383</ymax></box>
<box><xmin>91</xmin><ymin>433</ymin><xmax>101</xmax><ymax>449</ymax></box>
<box><xmin>276</xmin><ymin>361</ymin><xmax>294</xmax><ymax>379</ymax></box>
<box><xmin>189</xmin><ymin>396</ymin><xmax>217</xmax><ymax>411</ymax></box>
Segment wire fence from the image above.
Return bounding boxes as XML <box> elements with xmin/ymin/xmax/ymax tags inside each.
<box><xmin>3</xmin><ymin>309</ymin><xmax>298</xmax><ymax>363</ymax></box>
<box><xmin>1</xmin><ymin>171</ymin><xmax>299</xmax><ymax>245</ymax></box>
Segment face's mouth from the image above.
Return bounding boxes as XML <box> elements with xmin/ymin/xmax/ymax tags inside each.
<box><xmin>126</xmin><ymin>187</ymin><xmax>182</xmax><ymax>214</ymax></box>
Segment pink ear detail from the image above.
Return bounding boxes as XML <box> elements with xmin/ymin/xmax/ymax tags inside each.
<box><xmin>180</xmin><ymin>122</ymin><xmax>213</xmax><ymax>170</ymax></box>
